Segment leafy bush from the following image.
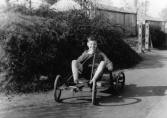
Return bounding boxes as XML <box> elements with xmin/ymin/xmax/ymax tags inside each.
<box><xmin>0</xmin><ymin>7</ymin><xmax>141</xmax><ymax>92</ymax></box>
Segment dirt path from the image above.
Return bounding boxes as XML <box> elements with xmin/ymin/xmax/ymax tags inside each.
<box><xmin>1</xmin><ymin>49</ymin><xmax>167</xmax><ymax>118</ymax></box>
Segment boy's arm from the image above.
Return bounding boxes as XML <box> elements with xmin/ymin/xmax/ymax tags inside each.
<box><xmin>76</xmin><ymin>51</ymin><xmax>87</xmax><ymax>64</ymax></box>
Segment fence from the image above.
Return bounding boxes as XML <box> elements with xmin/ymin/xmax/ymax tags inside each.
<box><xmin>96</xmin><ymin>8</ymin><xmax>137</xmax><ymax>37</ymax></box>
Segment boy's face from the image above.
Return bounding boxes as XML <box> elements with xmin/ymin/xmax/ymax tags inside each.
<box><xmin>87</xmin><ymin>40</ymin><xmax>97</xmax><ymax>53</ymax></box>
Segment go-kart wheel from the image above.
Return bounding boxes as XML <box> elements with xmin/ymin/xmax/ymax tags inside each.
<box><xmin>118</xmin><ymin>72</ymin><xmax>125</xmax><ymax>89</ymax></box>
<box><xmin>92</xmin><ymin>80</ymin><xmax>97</xmax><ymax>105</ymax></box>
<box><xmin>112</xmin><ymin>74</ymin><xmax>119</xmax><ymax>90</ymax></box>
<box><xmin>54</xmin><ymin>75</ymin><xmax>62</xmax><ymax>102</ymax></box>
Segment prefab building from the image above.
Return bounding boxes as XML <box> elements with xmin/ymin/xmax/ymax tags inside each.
<box><xmin>146</xmin><ymin>20</ymin><xmax>167</xmax><ymax>33</ymax></box>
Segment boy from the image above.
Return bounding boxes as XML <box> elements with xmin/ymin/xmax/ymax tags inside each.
<box><xmin>71</xmin><ymin>36</ymin><xmax>113</xmax><ymax>85</ymax></box>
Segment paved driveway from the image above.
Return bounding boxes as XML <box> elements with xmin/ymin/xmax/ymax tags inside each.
<box><xmin>0</xmin><ymin>49</ymin><xmax>167</xmax><ymax>118</ymax></box>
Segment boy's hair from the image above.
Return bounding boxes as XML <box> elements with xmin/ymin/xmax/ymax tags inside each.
<box><xmin>87</xmin><ymin>35</ymin><xmax>97</xmax><ymax>42</ymax></box>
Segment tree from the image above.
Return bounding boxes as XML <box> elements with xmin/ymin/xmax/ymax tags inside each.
<box><xmin>75</xmin><ymin>0</ymin><xmax>92</xmax><ymax>9</ymax></box>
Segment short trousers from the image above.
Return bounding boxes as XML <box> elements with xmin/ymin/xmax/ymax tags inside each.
<box><xmin>77</xmin><ymin>62</ymin><xmax>94</xmax><ymax>80</ymax></box>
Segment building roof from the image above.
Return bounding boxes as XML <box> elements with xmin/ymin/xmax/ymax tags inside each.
<box><xmin>93</xmin><ymin>2</ymin><xmax>136</xmax><ymax>14</ymax></box>
<box><xmin>50</xmin><ymin>0</ymin><xmax>81</xmax><ymax>12</ymax></box>
<box><xmin>145</xmin><ymin>16</ymin><xmax>166</xmax><ymax>22</ymax></box>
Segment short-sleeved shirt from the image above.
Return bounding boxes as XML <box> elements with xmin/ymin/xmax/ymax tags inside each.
<box><xmin>77</xmin><ymin>49</ymin><xmax>112</xmax><ymax>74</ymax></box>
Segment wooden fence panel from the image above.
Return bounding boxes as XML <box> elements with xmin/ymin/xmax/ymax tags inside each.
<box><xmin>97</xmin><ymin>9</ymin><xmax>137</xmax><ymax>36</ymax></box>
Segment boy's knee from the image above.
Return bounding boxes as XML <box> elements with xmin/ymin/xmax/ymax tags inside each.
<box><xmin>72</xmin><ymin>60</ymin><xmax>82</xmax><ymax>71</ymax></box>
<box><xmin>106</xmin><ymin>62</ymin><xmax>113</xmax><ymax>71</ymax></box>
<box><xmin>72</xmin><ymin>60</ymin><xmax>78</xmax><ymax>66</ymax></box>
<box><xmin>100</xmin><ymin>61</ymin><xmax>106</xmax><ymax>66</ymax></box>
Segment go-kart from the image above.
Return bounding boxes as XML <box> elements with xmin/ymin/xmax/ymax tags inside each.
<box><xmin>53</xmin><ymin>69</ymin><xmax>125</xmax><ymax>105</ymax></box>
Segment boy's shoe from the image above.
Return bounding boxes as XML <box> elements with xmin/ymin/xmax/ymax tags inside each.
<box><xmin>70</xmin><ymin>83</ymin><xmax>85</xmax><ymax>92</ymax></box>
<box><xmin>74</xmin><ymin>80</ymin><xmax>79</xmax><ymax>84</ymax></box>
<box><xmin>70</xmin><ymin>86</ymin><xmax>80</xmax><ymax>92</ymax></box>
<box><xmin>60</xmin><ymin>84</ymin><xmax>68</xmax><ymax>90</ymax></box>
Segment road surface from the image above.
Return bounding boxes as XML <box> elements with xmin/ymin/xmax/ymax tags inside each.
<box><xmin>0</xmin><ymin>49</ymin><xmax>167</xmax><ymax>118</ymax></box>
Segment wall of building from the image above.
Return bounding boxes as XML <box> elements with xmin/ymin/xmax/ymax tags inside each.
<box><xmin>96</xmin><ymin>9</ymin><xmax>137</xmax><ymax>36</ymax></box>
<box><xmin>146</xmin><ymin>20</ymin><xmax>167</xmax><ymax>33</ymax></box>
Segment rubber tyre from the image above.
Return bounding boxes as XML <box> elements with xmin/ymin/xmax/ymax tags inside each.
<box><xmin>118</xmin><ymin>72</ymin><xmax>125</xmax><ymax>89</ymax></box>
<box><xmin>54</xmin><ymin>75</ymin><xmax>62</xmax><ymax>102</ymax></box>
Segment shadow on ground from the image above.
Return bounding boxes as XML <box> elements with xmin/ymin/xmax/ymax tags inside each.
<box><xmin>133</xmin><ymin>52</ymin><xmax>167</xmax><ymax>69</ymax></box>
<box><xmin>58</xmin><ymin>81</ymin><xmax>167</xmax><ymax>106</ymax></box>
<box><xmin>123</xmin><ymin>84</ymin><xmax>167</xmax><ymax>97</ymax></box>
<box><xmin>96</xmin><ymin>84</ymin><xmax>167</xmax><ymax>106</ymax></box>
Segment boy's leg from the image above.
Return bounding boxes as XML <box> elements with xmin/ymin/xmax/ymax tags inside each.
<box><xmin>107</xmin><ymin>62</ymin><xmax>114</xmax><ymax>82</ymax></box>
<box><xmin>71</xmin><ymin>60</ymin><xmax>82</xmax><ymax>84</ymax></box>
<box><xmin>89</xmin><ymin>61</ymin><xmax>106</xmax><ymax>84</ymax></box>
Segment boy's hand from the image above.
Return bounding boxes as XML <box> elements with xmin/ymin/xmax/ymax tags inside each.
<box><xmin>89</xmin><ymin>79</ymin><xmax>94</xmax><ymax>84</ymax></box>
<box><xmin>106</xmin><ymin>62</ymin><xmax>113</xmax><ymax>71</ymax></box>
